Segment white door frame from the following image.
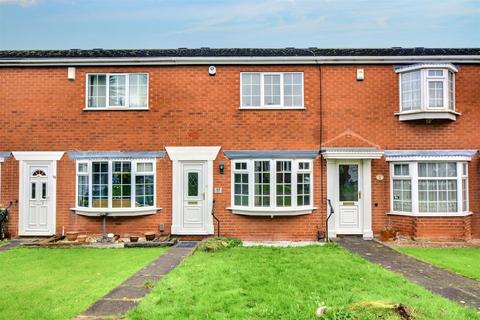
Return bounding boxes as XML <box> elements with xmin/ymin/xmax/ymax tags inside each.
<box><xmin>13</xmin><ymin>152</ymin><xmax>64</xmax><ymax>236</ymax></box>
<box><xmin>323</xmin><ymin>148</ymin><xmax>382</xmax><ymax>240</ymax></box>
<box><xmin>166</xmin><ymin>146</ymin><xmax>220</xmax><ymax>235</ymax></box>
<box><xmin>327</xmin><ymin>159</ymin><xmax>373</xmax><ymax>239</ymax></box>
<box><xmin>335</xmin><ymin>160</ymin><xmax>363</xmax><ymax>235</ymax></box>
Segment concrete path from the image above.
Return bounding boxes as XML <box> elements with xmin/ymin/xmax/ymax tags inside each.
<box><xmin>76</xmin><ymin>241</ymin><xmax>199</xmax><ymax>319</ymax></box>
<box><xmin>335</xmin><ymin>236</ymin><xmax>480</xmax><ymax>311</ymax></box>
<box><xmin>0</xmin><ymin>239</ymin><xmax>31</xmax><ymax>252</ymax></box>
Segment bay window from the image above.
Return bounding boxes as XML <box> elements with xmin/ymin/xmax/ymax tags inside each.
<box><xmin>86</xmin><ymin>73</ymin><xmax>148</xmax><ymax>109</ymax></box>
<box><xmin>395</xmin><ymin>64</ymin><xmax>458</xmax><ymax>121</ymax></box>
<box><xmin>390</xmin><ymin>161</ymin><xmax>469</xmax><ymax>216</ymax></box>
<box><xmin>76</xmin><ymin>159</ymin><xmax>155</xmax><ymax>211</ymax></box>
<box><xmin>231</xmin><ymin>159</ymin><xmax>313</xmax><ymax>216</ymax></box>
<box><xmin>240</xmin><ymin>72</ymin><xmax>304</xmax><ymax>109</ymax></box>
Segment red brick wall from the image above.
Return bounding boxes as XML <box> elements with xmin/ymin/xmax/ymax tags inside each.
<box><xmin>388</xmin><ymin>215</ymin><xmax>415</xmax><ymax>237</ymax></box>
<box><xmin>321</xmin><ymin>65</ymin><xmax>480</xmax><ymax>240</ymax></box>
<box><xmin>389</xmin><ymin>215</ymin><xmax>472</xmax><ymax>241</ymax></box>
<box><xmin>1</xmin><ymin>64</ymin><xmax>479</xmax><ymax>240</ymax></box>
<box><xmin>0</xmin><ymin>65</ymin><xmax>323</xmax><ymax>240</ymax></box>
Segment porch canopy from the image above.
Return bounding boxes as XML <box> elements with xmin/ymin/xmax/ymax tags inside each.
<box><xmin>321</xmin><ymin>147</ymin><xmax>383</xmax><ymax>160</ymax></box>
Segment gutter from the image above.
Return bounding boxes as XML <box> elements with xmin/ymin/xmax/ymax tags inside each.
<box><xmin>1</xmin><ymin>55</ymin><xmax>480</xmax><ymax>66</ymax></box>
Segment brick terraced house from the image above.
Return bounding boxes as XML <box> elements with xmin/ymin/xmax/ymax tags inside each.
<box><xmin>0</xmin><ymin>47</ymin><xmax>479</xmax><ymax>241</ymax></box>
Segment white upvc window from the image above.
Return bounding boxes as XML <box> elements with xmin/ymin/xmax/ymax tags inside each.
<box><xmin>390</xmin><ymin>161</ymin><xmax>469</xmax><ymax>216</ymax></box>
<box><xmin>391</xmin><ymin>163</ymin><xmax>412</xmax><ymax>213</ymax></box>
<box><xmin>86</xmin><ymin>73</ymin><xmax>148</xmax><ymax>109</ymax></box>
<box><xmin>76</xmin><ymin>159</ymin><xmax>155</xmax><ymax>210</ymax></box>
<box><xmin>231</xmin><ymin>159</ymin><xmax>312</xmax><ymax>211</ymax></box>
<box><xmin>240</xmin><ymin>72</ymin><xmax>304</xmax><ymax>109</ymax></box>
<box><xmin>396</xmin><ymin>64</ymin><xmax>458</xmax><ymax>120</ymax></box>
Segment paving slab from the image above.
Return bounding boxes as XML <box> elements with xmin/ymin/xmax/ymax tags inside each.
<box><xmin>81</xmin><ymin>299</ymin><xmax>138</xmax><ymax>317</ymax></box>
<box><xmin>0</xmin><ymin>239</ymin><xmax>33</xmax><ymax>252</ymax></box>
<box><xmin>335</xmin><ymin>236</ymin><xmax>480</xmax><ymax>311</ymax></box>
<box><xmin>105</xmin><ymin>286</ymin><xmax>150</xmax><ymax>300</ymax></box>
<box><xmin>75</xmin><ymin>242</ymin><xmax>198</xmax><ymax>319</ymax></box>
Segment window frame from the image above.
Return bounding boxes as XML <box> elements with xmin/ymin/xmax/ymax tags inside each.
<box><xmin>230</xmin><ymin>158</ymin><xmax>313</xmax><ymax>214</ymax></box>
<box><xmin>75</xmin><ymin>159</ymin><xmax>156</xmax><ymax>211</ymax></box>
<box><xmin>240</xmin><ymin>72</ymin><xmax>305</xmax><ymax>109</ymax></box>
<box><xmin>397</xmin><ymin>66</ymin><xmax>457</xmax><ymax>115</ymax></box>
<box><xmin>389</xmin><ymin>161</ymin><xmax>469</xmax><ymax>216</ymax></box>
<box><xmin>85</xmin><ymin>73</ymin><xmax>149</xmax><ymax>110</ymax></box>
<box><xmin>425</xmin><ymin>69</ymin><xmax>448</xmax><ymax>110</ymax></box>
<box><xmin>390</xmin><ymin>163</ymin><xmax>412</xmax><ymax>214</ymax></box>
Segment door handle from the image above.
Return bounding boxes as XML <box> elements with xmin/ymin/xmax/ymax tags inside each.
<box><xmin>358</xmin><ymin>191</ymin><xmax>362</xmax><ymax>199</ymax></box>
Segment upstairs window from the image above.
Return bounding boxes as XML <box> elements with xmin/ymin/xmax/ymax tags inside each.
<box><xmin>396</xmin><ymin>64</ymin><xmax>458</xmax><ymax>121</ymax></box>
<box><xmin>240</xmin><ymin>72</ymin><xmax>304</xmax><ymax>109</ymax></box>
<box><xmin>86</xmin><ymin>73</ymin><xmax>148</xmax><ymax>109</ymax></box>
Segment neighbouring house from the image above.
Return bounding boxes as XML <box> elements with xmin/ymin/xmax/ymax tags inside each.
<box><xmin>0</xmin><ymin>48</ymin><xmax>479</xmax><ymax>241</ymax></box>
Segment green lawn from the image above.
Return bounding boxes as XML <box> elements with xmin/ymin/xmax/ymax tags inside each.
<box><xmin>129</xmin><ymin>245</ymin><xmax>478</xmax><ymax>320</ymax></box>
<box><xmin>0</xmin><ymin>247</ymin><xmax>166</xmax><ymax>320</ymax></box>
<box><xmin>397</xmin><ymin>247</ymin><xmax>480</xmax><ymax>280</ymax></box>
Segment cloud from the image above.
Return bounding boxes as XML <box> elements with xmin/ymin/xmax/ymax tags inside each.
<box><xmin>0</xmin><ymin>0</ymin><xmax>37</xmax><ymax>6</ymax></box>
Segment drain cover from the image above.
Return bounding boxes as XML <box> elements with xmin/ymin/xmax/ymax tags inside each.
<box><xmin>176</xmin><ymin>241</ymin><xmax>199</xmax><ymax>248</ymax></box>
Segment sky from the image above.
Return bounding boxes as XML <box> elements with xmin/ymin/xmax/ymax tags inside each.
<box><xmin>0</xmin><ymin>0</ymin><xmax>479</xmax><ymax>50</ymax></box>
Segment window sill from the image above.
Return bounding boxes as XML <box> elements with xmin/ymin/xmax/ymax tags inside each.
<box><xmin>395</xmin><ymin>110</ymin><xmax>460</xmax><ymax>121</ymax></box>
<box><xmin>387</xmin><ymin>211</ymin><xmax>473</xmax><ymax>217</ymax></box>
<box><xmin>71</xmin><ymin>207</ymin><xmax>161</xmax><ymax>217</ymax></box>
<box><xmin>83</xmin><ymin>107</ymin><xmax>149</xmax><ymax>111</ymax></box>
<box><xmin>239</xmin><ymin>106</ymin><xmax>305</xmax><ymax>110</ymax></box>
<box><xmin>227</xmin><ymin>206</ymin><xmax>316</xmax><ymax>217</ymax></box>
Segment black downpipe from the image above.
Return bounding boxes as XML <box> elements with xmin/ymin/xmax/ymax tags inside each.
<box><xmin>326</xmin><ymin>199</ymin><xmax>335</xmax><ymax>242</ymax></box>
<box><xmin>318</xmin><ymin>64</ymin><xmax>325</xmax><ymax>241</ymax></box>
<box><xmin>211</xmin><ymin>199</ymin><xmax>220</xmax><ymax>239</ymax></box>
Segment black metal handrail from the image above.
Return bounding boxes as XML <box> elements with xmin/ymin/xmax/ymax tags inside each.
<box><xmin>211</xmin><ymin>200</ymin><xmax>220</xmax><ymax>239</ymax></box>
<box><xmin>0</xmin><ymin>201</ymin><xmax>13</xmax><ymax>240</ymax></box>
<box><xmin>326</xmin><ymin>199</ymin><xmax>335</xmax><ymax>242</ymax></box>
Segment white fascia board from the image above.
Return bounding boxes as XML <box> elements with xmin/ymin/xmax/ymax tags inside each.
<box><xmin>387</xmin><ymin>211</ymin><xmax>473</xmax><ymax>217</ymax></box>
<box><xmin>385</xmin><ymin>155</ymin><xmax>473</xmax><ymax>162</ymax></box>
<box><xmin>395</xmin><ymin>63</ymin><xmax>459</xmax><ymax>73</ymax></box>
<box><xmin>1</xmin><ymin>56</ymin><xmax>480</xmax><ymax>66</ymax></box>
<box><xmin>166</xmin><ymin>146</ymin><xmax>221</xmax><ymax>161</ymax></box>
<box><xmin>13</xmin><ymin>151</ymin><xmax>64</xmax><ymax>161</ymax></box>
<box><xmin>322</xmin><ymin>151</ymin><xmax>383</xmax><ymax>160</ymax></box>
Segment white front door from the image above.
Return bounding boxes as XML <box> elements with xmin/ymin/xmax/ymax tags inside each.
<box><xmin>336</xmin><ymin>162</ymin><xmax>363</xmax><ymax>234</ymax></box>
<box><xmin>180</xmin><ymin>162</ymin><xmax>208</xmax><ymax>233</ymax></box>
<box><xmin>20</xmin><ymin>162</ymin><xmax>56</xmax><ymax>235</ymax></box>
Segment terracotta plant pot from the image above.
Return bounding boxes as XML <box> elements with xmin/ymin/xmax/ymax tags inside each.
<box><xmin>130</xmin><ymin>236</ymin><xmax>139</xmax><ymax>243</ymax></box>
<box><xmin>66</xmin><ymin>231</ymin><xmax>79</xmax><ymax>241</ymax></box>
<box><xmin>380</xmin><ymin>230</ymin><xmax>394</xmax><ymax>241</ymax></box>
<box><xmin>144</xmin><ymin>232</ymin><xmax>156</xmax><ymax>241</ymax></box>
<box><xmin>77</xmin><ymin>235</ymin><xmax>87</xmax><ymax>243</ymax></box>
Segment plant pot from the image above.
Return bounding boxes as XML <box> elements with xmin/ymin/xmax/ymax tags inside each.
<box><xmin>77</xmin><ymin>235</ymin><xmax>87</xmax><ymax>243</ymax></box>
<box><xmin>66</xmin><ymin>231</ymin><xmax>79</xmax><ymax>241</ymax></box>
<box><xmin>380</xmin><ymin>230</ymin><xmax>394</xmax><ymax>241</ymax></box>
<box><xmin>130</xmin><ymin>236</ymin><xmax>139</xmax><ymax>243</ymax></box>
<box><xmin>144</xmin><ymin>232</ymin><xmax>156</xmax><ymax>241</ymax></box>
